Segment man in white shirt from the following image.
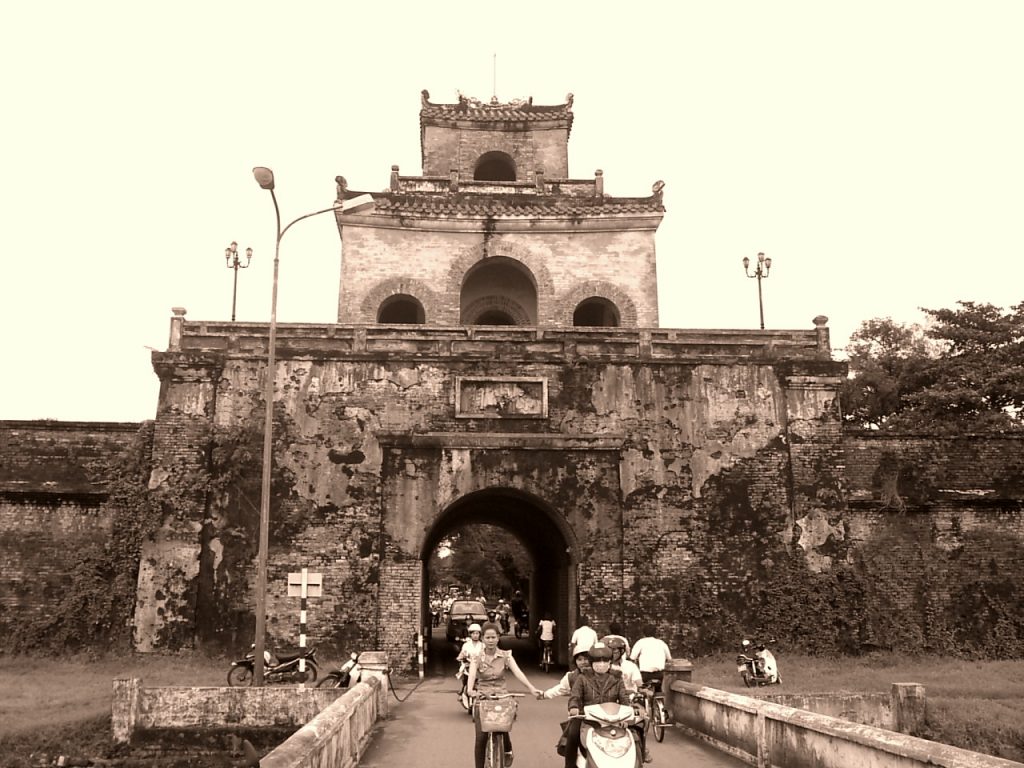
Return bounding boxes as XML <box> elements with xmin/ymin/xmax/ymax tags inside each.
<box><xmin>629</xmin><ymin>624</ymin><xmax>672</xmax><ymax>691</ymax></box>
<box><xmin>569</xmin><ymin>615</ymin><xmax>598</xmax><ymax>656</ymax></box>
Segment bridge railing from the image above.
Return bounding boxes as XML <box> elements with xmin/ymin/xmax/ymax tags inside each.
<box><xmin>663</xmin><ymin>662</ymin><xmax>1019</xmax><ymax>768</ymax></box>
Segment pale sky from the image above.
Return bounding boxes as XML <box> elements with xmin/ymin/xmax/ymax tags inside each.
<box><xmin>2</xmin><ymin>2</ymin><xmax>1021</xmax><ymax>422</ymax></box>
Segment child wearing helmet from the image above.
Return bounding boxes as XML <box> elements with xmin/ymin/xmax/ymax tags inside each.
<box><xmin>456</xmin><ymin>623</ymin><xmax>484</xmax><ymax>701</ymax></box>
<box><xmin>537</xmin><ymin>647</ymin><xmax>591</xmax><ymax>700</ymax></box>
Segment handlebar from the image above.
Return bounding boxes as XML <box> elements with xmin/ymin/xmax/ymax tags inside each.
<box><xmin>470</xmin><ymin>692</ymin><xmax>528</xmax><ymax>700</ymax></box>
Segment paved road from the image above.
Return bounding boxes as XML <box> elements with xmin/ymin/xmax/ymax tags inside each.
<box><xmin>360</xmin><ymin>635</ymin><xmax>744</xmax><ymax>768</ymax></box>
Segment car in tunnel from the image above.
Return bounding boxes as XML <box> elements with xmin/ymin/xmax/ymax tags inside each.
<box><xmin>446</xmin><ymin>599</ymin><xmax>489</xmax><ymax>643</ymax></box>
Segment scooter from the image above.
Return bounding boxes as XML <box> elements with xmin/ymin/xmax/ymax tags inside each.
<box><xmin>317</xmin><ymin>651</ymin><xmax>362</xmax><ymax>689</ymax></box>
<box><xmin>227</xmin><ymin>645</ymin><xmax>319</xmax><ymax>686</ymax></box>
<box><xmin>572</xmin><ymin>702</ymin><xmax>643</xmax><ymax>768</ymax></box>
<box><xmin>737</xmin><ymin>638</ymin><xmax>781</xmax><ymax>686</ymax></box>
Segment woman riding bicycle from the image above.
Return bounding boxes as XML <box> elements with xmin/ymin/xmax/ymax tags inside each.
<box><xmin>467</xmin><ymin>622</ymin><xmax>542</xmax><ymax>767</ymax></box>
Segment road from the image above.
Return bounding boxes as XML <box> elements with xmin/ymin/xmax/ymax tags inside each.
<box><xmin>359</xmin><ymin>633</ymin><xmax>744</xmax><ymax>768</ymax></box>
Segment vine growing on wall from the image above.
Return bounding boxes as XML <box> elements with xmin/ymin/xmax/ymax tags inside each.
<box><xmin>22</xmin><ymin>423</ymin><xmax>162</xmax><ymax>652</ymax></box>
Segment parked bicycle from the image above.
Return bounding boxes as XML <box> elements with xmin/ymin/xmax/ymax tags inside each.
<box><xmin>474</xmin><ymin>692</ymin><xmax>526</xmax><ymax>768</ymax></box>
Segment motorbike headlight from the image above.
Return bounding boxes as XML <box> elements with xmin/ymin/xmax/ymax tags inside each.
<box><xmin>591</xmin><ymin>730</ymin><xmax>632</xmax><ymax>759</ymax></box>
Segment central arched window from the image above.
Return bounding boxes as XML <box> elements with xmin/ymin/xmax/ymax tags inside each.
<box><xmin>474</xmin><ymin>151</ymin><xmax>516</xmax><ymax>181</ymax></box>
<box><xmin>460</xmin><ymin>257</ymin><xmax>538</xmax><ymax>325</ymax></box>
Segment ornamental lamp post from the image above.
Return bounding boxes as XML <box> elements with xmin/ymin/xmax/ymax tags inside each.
<box><xmin>250</xmin><ymin>166</ymin><xmax>342</xmax><ymax>685</ymax></box>
<box><xmin>742</xmin><ymin>251</ymin><xmax>773</xmax><ymax>330</ymax></box>
<box><xmin>224</xmin><ymin>241</ymin><xmax>253</xmax><ymax>321</ymax></box>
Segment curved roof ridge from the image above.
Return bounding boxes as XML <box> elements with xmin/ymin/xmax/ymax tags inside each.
<box><xmin>419</xmin><ymin>89</ymin><xmax>574</xmax><ymax>121</ymax></box>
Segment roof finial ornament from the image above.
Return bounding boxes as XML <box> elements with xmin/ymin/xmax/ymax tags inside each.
<box><xmin>566</xmin><ymin>93</ymin><xmax>574</xmax><ymax>108</ymax></box>
<box><xmin>335</xmin><ymin>176</ymin><xmax>348</xmax><ymax>202</ymax></box>
<box><xmin>421</xmin><ymin>89</ymin><xmax>430</xmax><ymax>107</ymax></box>
<box><xmin>652</xmin><ymin>180</ymin><xmax>665</xmax><ymax>199</ymax></box>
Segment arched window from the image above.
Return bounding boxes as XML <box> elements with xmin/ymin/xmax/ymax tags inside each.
<box><xmin>474</xmin><ymin>151</ymin><xmax>516</xmax><ymax>181</ymax></box>
<box><xmin>573</xmin><ymin>297</ymin><xmax>620</xmax><ymax>327</ymax></box>
<box><xmin>460</xmin><ymin>257</ymin><xmax>537</xmax><ymax>325</ymax></box>
<box><xmin>377</xmin><ymin>294</ymin><xmax>425</xmax><ymax>324</ymax></box>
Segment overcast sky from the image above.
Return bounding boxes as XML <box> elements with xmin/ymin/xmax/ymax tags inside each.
<box><xmin>3</xmin><ymin>2</ymin><xmax>1022</xmax><ymax>422</ymax></box>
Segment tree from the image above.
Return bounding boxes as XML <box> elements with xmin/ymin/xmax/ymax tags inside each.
<box><xmin>839</xmin><ymin>317</ymin><xmax>937</xmax><ymax>429</ymax></box>
<box><xmin>900</xmin><ymin>301</ymin><xmax>1024</xmax><ymax>432</ymax></box>
<box><xmin>841</xmin><ymin>302</ymin><xmax>1024</xmax><ymax>433</ymax></box>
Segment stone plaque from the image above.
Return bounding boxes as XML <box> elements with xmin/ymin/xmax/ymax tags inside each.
<box><xmin>455</xmin><ymin>376</ymin><xmax>548</xmax><ymax>419</ymax></box>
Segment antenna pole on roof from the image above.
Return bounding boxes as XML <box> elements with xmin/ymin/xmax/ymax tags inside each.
<box><xmin>493</xmin><ymin>53</ymin><xmax>497</xmax><ymax>101</ymax></box>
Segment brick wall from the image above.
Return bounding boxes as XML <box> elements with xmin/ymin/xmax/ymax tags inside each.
<box><xmin>0</xmin><ymin>420</ymin><xmax>142</xmax><ymax>630</ymax></box>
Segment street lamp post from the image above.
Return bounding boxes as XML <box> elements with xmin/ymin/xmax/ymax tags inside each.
<box><xmin>742</xmin><ymin>251</ymin><xmax>773</xmax><ymax>330</ymax></box>
<box><xmin>224</xmin><ymin>241</ymin><xmax>253</xmax><ymax>321</ymax></box>
<box><xmin>250</xmin><ymin>166</ymin><xmax>341</xmax><ymax>684</ymax></box>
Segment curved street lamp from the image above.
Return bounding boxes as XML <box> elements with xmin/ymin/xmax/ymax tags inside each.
<box><xmin>742</xmin><ymin>251</ymin><xmax>773</xmax><ymax>330</ymax></box>
<box><xmin>251</xmin><ymin>166</ymin><xmax>341</xmax><ymax>684</ymax></box>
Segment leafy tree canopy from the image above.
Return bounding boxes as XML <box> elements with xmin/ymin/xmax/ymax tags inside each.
<box><xmin>841</xmin><ymin>301</ymin><xmax>1024</xmax><ymax>433</ymax></box>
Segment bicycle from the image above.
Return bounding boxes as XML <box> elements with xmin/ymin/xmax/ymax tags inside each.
<box><xmin>540</xmin><ymin>640</ymin><xmax>553</xmax><ymax>672</ymax></box>
<box><xmin>473</xmin><ymin>692</ymin><xmax>526</xmax><ymax>768</ymax></box>
<box><xmin>640</xmin><ymin>677</ymin><xmax>671</xmax><ymax>742</ymax></box>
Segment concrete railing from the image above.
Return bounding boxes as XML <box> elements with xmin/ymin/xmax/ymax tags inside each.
<box><xmin>259</xmin><ymin>675</ymin><xmax>387</xmax><ymax>768</ymax></box>
<box><xmin>663</xmin><ymin>662</ymin><xmax>1020</xmax><ymax>768</ymax></box>
<box><xmin>112</xmin><ymin>653</ymin><xmax>391</xmax><ymax>767</ymax></box>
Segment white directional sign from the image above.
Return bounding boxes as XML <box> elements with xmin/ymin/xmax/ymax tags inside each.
<box><xmin>287</xmin><ymin>570</ymin><xmax>323</xmax><ymax>598</ymax></box>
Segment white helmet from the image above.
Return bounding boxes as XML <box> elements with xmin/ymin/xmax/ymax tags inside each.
<box><xmin>468</xmin><ymin>623</ymin><xmax>482</xmax><ymax>634</ymax></box>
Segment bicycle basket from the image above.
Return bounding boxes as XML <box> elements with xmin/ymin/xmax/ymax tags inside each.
<box><xmin>478</xmin><ymin>699</ymin><xmax>518</xmax><ymax>732</ymax></box>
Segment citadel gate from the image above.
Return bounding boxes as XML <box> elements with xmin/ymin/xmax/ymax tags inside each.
<box><xmin>128</xmin><ymin>89</ymin><xmax>846</xmax><ymax>666</ymax></box>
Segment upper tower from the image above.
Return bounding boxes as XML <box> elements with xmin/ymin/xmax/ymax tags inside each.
<box><xmin>334</xmin><ymin>90</ymin><xmax>665</xmax><ymax>328</ymax></box>
<box><xmin>420</xmin><ymin>90</ymin><xmax>573</xmax><ymax>180</ymax></box>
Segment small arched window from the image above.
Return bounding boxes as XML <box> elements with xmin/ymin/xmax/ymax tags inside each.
<box><xmin>573</xmin><ymin>298</ymin><xmax>620</xmax><ymax>327</ymax></box>
<box><xmin>474</xmin><ymin>151</ymin><xmax>516</xmax><ymax>181</ymax></box>
<box><xmin>377</xmin><ymin>294</ymin><xmax>425</xmax><ymax>324</ymax></box>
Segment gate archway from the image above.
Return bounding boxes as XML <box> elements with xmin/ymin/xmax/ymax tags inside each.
<box><xmin>421</xmin><ymin>488</ymin><xmax>577</xmax><ymax>668</ymax></box>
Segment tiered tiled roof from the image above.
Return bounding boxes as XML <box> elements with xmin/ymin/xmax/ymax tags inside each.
<box><xmin>419</xmin><ymin>89</ymin><xmax>574</xmax><ymax>133</ymax></box>
<box><xmin>364</xmin><ymin>191</ymin><xmax>664</xmax><ymax>219</ymax></box>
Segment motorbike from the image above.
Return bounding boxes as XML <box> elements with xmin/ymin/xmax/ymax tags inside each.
<box><xmin>736</xmin><ymin>638</ymin><xmax>781</xmax><ymax>687</ymax></box>
<box><xmin>228</xmin><ymin>645</ymin><xmax>320</xmax><ymax>686</ymax></box>
<box><xmin>570</xmin><ymin>702</ymin><xmax>643</xmax><ymax>768</ymax></box>
<box><xmin>514</xmin><ymin>608</ymin><xmax>528</xmax><ymax>638</ymax></box>
<box><xmin>317</xmin><ymin>651</ymin><xmax>362</xmax><ymax>689</ymax></box>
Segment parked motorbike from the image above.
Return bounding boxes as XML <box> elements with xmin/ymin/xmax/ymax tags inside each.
<box><xmin>570</xmin><ymin>702</ymin><xmax>643</xmax><ymax>768</ymax></box>
<box><xmin>736</xmin><ymin>638</ymin><xmax>781</xmax><ymax>687</ymax></box>
<box><xmin>317</xmin><ymin>651</ymin><xmax>362</xmax><ymax>689</ymax></box>
<box><xmin>227</xmin><ymin>645</ymin><xmax>320</xmax><ymax>686</ymax></box>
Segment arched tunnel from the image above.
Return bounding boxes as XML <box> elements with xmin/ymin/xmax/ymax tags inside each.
<box><xmin>420</xmin><ymin>487</ymin><xmax>576</xmax><ymax>672</ymax></box>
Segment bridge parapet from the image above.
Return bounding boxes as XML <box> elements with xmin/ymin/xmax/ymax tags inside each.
<box><xmin>663</xmin><ymin>676</ymin><xmax>1018</xmax><ymax>768</ymax></box>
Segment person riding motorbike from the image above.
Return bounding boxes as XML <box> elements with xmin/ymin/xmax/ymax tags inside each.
<box><xmin>603</xmin><ymin>635</ymin><xmax>650</xmax><ymax>762</ymax></box>
<box><xmin>510</xmin><ymin>590</ymin><xmax>528</xmax><ymax>636</ymax></box>
<box><xmin>456</xmin><ymin>623</ymin><xmax>484</xmax><ymax>700</ymax></box>
<box><xmin>561</xmin><ymin>643</ymin><xmax>632</xmax><ymax>768</ymax></box>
